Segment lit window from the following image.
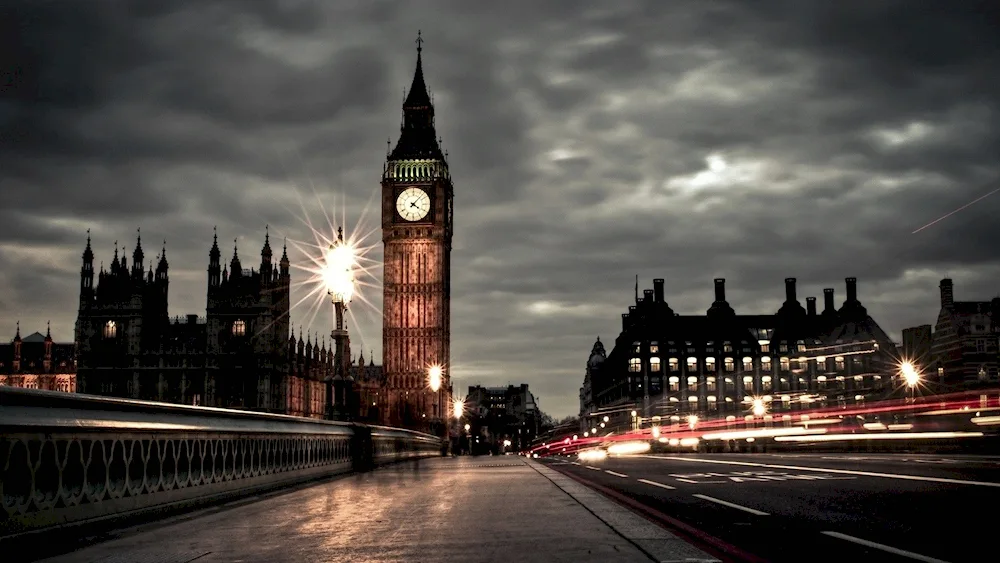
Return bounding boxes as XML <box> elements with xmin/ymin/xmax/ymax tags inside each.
<box><xmin>780</xmin><ymin>357</ymin><xmax>790</xmax><ymax>371</ymax></box>
<box><xmin>650</xmin><ymin>342</ymin><xmax>659</xmax><ymax>354</ymax></box>
<box><xmin>835</xmin><ymin>356</ymin><xmax>845</xmax><ymax>371</ymax></box>
<box><xmin>649</xmin><ymin>357</ymin><xmax>661</xmax><ymax>372</ymax></box>
<box><xmin>761</xmin><ymin>356</ymin><xmax>772</xmax><ymax>372</ymax></box>
<box><xmin>632</xmin><ymin>341</ymin><xmax>641</xmax><ymax>353</ymax></box>
<box><xmin>688</xmin><ymin>395</ymin><xmax>698</xmax><ymax>403</ymax></box>
<box><xmin>686</xmin><ymin>357</ymin><xmax>698</xmax><ymax>371</ymax></box>
<box><xmin>687</xmin><ymin>376</ymin><xmax>697</xmax><ymax>392</ymax></box>
<box><xmin>742</xmin><ymin>357</ymin><xmax>753</xmax><ymax>371</ymax></box>
<box><xmin>669</xmin><ymin>376</ymin><xmax>679</xmax><ymax>392</ymax></box>
<box><xmin>233</xmin><ymin>319</ymin><xmax>246</xmax><ymax>336</ymax></box>
<box><xmin>707</xmin><ymin>376</ymin><xmax>717</xmax><ymax>392</ymax></box>
<box><xmin>669</xmin><ymin>358</ymin><xmax>680</xmax><ymax>372</ymax></box>
<box><xmin>743</xmin><ymin>375</ymin><xmax>753</xmax><ymax>385</ymax></box>
<box><xmin>817</xmin><ymin>355</ymin><xmax>827</xmax><ymax>364</ymax></box>
<box><xmin>705</xmin><ymin>357</ymin><xmax>716</xmax><ymax>371</ymax></box>
<box><xmin>723</xmin><ymin>341</ymin><xmax>733</xmax><ymax>353</ymax></box>
<box><xmin>724</xmin><ymin>358</ymin><xmax>735</xmax><ymax>372</ymax></box>
<box><xmin>628</xmin><ymin>358</ymin><xmax>641</xmax><ymax>372</ymax></box>
<box><xmin>762</xmin><ymin>375</ymin><xmax>773</xmax><ymax>391</ymax></box>
<box><xmin>796</xmin><ymin>340</ymin><xmax>806</xmax><ymax>352</ymax></box>
<box><xmin>779</xmin><ymin>342</ymin><xmax>788</xmax><ymax>353</ymax></box>
<box><xmin>104</xmin><ymin>320</ymin><xmax>117</xmax><ymax>339</ymax></box>
<box><xmin>759</xmin><ymin>340</ymin><xmax>770</xmax><ymax>353</ymax></box>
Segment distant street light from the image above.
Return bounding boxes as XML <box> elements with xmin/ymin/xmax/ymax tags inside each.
<box><xmin>453</xmin><ymin>397</ymin><xmax>464</xmax><ymax>419</ymax></box>
<box><xmin>687</xmin><ymin>415</ymin><xmax>698</xmax><ymax>430</ymax></box>
<box><xmin>752</xmin><ymin>398</ymin><xmax>767</xmax><ymax>418</ymax></box>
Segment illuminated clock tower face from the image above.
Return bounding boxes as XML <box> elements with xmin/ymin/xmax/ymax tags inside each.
<box><xmin>396</xmin><ymin>187</ymin><xmax>431</xmax><ymax>221</ymax></box>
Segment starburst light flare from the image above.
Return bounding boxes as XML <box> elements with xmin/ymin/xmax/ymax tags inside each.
<box><xmin>428</xmin><ymin>364</ymin><xmax>443</xmax><ymax>392</ymax></box>
<box><xmin>323</xmin><ymin>241</ymin><xmax>356</xmax><ymax>303</ymax></box>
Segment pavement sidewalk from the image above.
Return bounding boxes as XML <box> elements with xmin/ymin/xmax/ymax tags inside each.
<box><xmin>39</xmin><ymin>456</ymin><xmax>719</xmax><ymax>563</ymax></box>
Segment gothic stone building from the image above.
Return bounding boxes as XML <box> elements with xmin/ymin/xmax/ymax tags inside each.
<box><xmin>74</xmin><ymin>229</ymin><xmax>375</xmax><ymax>419</ymax></box>
<box><xmin>582</xmin><ymin>277</ymin><xmax>900</xmax><ymax>432</ymax></box>
<box><xmin>0</xmin><ymin>323</ymin><xmax>76</xmax><ymax>392</ymax></box>
<box><xmin>380</xmin><ymin>36</ymin><xmax>454</xmax><ymax>429</ymax></box>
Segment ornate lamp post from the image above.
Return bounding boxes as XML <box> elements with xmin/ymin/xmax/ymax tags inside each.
<box><xmin>325</xmin><ymin>226</ymin><xmax>356</xmax><ymax>421</ymax></box>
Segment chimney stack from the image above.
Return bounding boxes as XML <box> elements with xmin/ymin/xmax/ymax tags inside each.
<box><xmin>940</xmin><ymin>278</ymin><xmax>954</xmax><ymax>308</ymax></box>
<box><xmin>621</xmin><ymin>313</ymin><xmax>629</xmax><ymax>331</ymax></box>
<box><xmin>653</xmin><ymin>279</ymin><xmax>665</xmax><ymax>303</ymax></box>
<box><xmin>823</xmin><ymin>288</ymin><xmax>835</xmax><ymax>313</ymax></box>
<box><xmin>846</xmin><ymin>277</ymin><xmax>857</xmax><ymax>302</ymax></box>
<box><xmin>643</xmin><ymin>289</ymin><xmax>653</xmax><ymax>303</ymax></box>
<box><xmin>806</xmin><ymin>297</ymin><xmax>817</xmax><ymax>316</ymax></box>
<box><xmin>785</xmin><ymin>278</ymin><xmax>797</xmax><ymax>302</ymax></box>
<box><xmin>714</xmin><ymin>278</ymin><xmax>726</xmax><ymax>302</ymax></box>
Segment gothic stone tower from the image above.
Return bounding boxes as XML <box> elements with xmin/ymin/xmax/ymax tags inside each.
<box><xmin>381</xmin><ymin>34</ymin><xmax>454</xmax><ymax>428</ymax></box>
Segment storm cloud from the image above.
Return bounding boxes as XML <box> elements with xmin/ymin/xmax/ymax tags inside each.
<box><xmin>2</xmin><ymin>0</ymin><xmax>998</xmax><ymax>417</ymax></box>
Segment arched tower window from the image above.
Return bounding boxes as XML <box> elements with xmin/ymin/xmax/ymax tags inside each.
<box><xmin>232</xmin><ymin>319</ymin><xmax>246</xmax><ymax>336</ymax></box>
<box><xmin>104</xmin><ymin>320</ymin><xmax>117</xmax><ymax>338</ymax></box>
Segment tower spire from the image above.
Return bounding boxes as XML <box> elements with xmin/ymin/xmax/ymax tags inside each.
<box><xmin>388</xmin><ymin>31</ymin><xmax>442</xmax><ymax>162</ymax></box>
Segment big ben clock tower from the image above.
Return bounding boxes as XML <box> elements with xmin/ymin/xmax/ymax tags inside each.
<box><xmin>381</xmin><ymin>33</ymin><xmax>454</xmax><ymax>429</ymax></box>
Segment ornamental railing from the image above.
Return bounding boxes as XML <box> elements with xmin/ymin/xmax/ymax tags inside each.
<box><xmin>0</xmin><ymin>387</ymin><xmax>441</xmax><ymax>542</ymax></box>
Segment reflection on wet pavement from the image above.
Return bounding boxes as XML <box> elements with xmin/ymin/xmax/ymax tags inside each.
<box><xmin>43</xmin><ymin>457</ymin><xmax>653</xmax><ymax>563</ymax></box>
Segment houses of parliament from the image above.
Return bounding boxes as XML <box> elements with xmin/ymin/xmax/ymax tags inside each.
<box><xmin>68</xmin><ymin>228</ymin><xmax>381</xmax><ymax>420</ymax></box>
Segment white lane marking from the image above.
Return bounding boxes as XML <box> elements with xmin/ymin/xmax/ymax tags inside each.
<box><xmin>586</xmin><ymin>466</ymin><xmax>602</xmax><ymax>471</ymax></box>
<box><xmin>692</xmin><ymin>494</ymin><xmax>769</xmax><ymax>516</ymax></box>
<box><xmin>605</xmin><ymin>470</ymin><xmax>628</xmax><ymax>478</ymax></box>
<box><xmin>644</xmin><ymin>455</ymin><xmax>1000</xmax><ymax>488</ymax></box>
<box><xmin>675</xmin><ymin>478</ymin><xmax>699</xmax><ymax>484</ymax></box>
<box><xmin>571</xmin><ymin>461</ymin><xmax>581</xmax><ymax>465</ymax></box>
<box><xmin>822</xmin><ymin>531</ymin><xmax>951</xmax><ymax>563</ymax></box>
<box><xmin>637</xmin><ymin>478</ymin><xmax>676</xmax><ymax>490</ymax></box>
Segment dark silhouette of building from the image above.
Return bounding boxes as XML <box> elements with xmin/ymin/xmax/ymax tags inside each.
<box><xmin>0</xmin><ymin>322</ymin><xmax>76</xmax><ymax>392</ymax></box>
<box><xmin>582</xmin><ymin>277</ymin><xmax>901</xmax><ymax>431</ymax></box>
<box><xmin>929</xmin><ymin>279</ymin><xmax>1000</xmax><ymax>386</ymax></box>
<box><xmin>465</xmin><ymin>384</ymin><xmax>540</xmax><ymax>452</ymax></box>
<box><xmin>381</xmin><ymin>33</ymin><xmax>454</xmax><ymax>429</ymax></box>
<box><xmin>902</xmin><ymin>325</ymin><xmax>933</xmax><ymax>370</ymax></box>
<box><xmin>74</xmin><ymin>228</ymin><xmax>364</xmax><ymax>418</ymax></box>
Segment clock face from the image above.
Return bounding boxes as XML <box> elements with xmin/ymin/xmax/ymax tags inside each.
<box><xmin>396</xmin><ymin>187</ymin><xmax>431</xmax><ymax>222</ymax></box>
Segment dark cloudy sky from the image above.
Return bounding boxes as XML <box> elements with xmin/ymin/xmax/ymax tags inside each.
<box><xmin>3</xmin><ymin>0</ymin><xmax>998</xmax><ymax>418</ymax></box>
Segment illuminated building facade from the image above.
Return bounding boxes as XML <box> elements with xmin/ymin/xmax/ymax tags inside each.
<box><xmin>73</xmin><ymin>229</ymin><xmax>356</xmax><ymax>419</ymax></box>
<box><xmin>381</xmin><ymin>35</ymin><xmax>454</xmax><ymax>429</ymax></box>
<box><xmin>928</xmin><ymin>278</ymin><xmax>1000</xmax><ymax>386</ymax></box>
<box><xmin>583</xmin><ymin>277</ymin><xmax>900</xmax><ymax>431</ymax></box>
<box><xmin>0</xmin><ymin>324</ymin><xmax>76</xmax><ymax>392</ymax></box>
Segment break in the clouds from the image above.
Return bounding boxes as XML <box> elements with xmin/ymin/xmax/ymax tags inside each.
<box><xmin>2</xmin><ymin>0</ymin><xmax>998</xmax><ymax>418</ymax></box>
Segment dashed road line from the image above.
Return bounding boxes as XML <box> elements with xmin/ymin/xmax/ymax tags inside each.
<box><xmin>644</xmin><ymin>455</ymin><xmax>1000</xmax><ymax>488</ymax></box>
<box><xmin>821</xmin><ymin>531</ymin><xmax>950</xmax><ymax>563</ymax></box>
<box><xmin>605</xmin><ymin>470</ymin><xmax>628</xmax><ymax>478</ymax></box>
<box><xmin>675</xmin><ymin>478</ymin><xmax>699</xmax><ymax>484</ymax></box>
<box><xmin>692</xmin><ymin>494</ymin><xmax>769</xmax><ymax>516</ymax></box>
<box><xmin>637</xmin><ymin>478</ymin><xmax>676</xmax><ymax>490</ymax></box>
<box><xmin>585</xmin><ymin>465</ymin><xmax>602</xmax><ymax>471</ymax></box>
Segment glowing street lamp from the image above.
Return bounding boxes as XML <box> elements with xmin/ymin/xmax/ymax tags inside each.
<box><xmin>453</xmin><ymin>397</ymin><xmax>464</xmax><ymax>420</ymax></box>
<box><xmin>752</xmin><ymin>398</ymin><xmax>767</xmax><ymax>418</ymax></box>
<box><xmin>900</xmin><ymin>361</ymin><xmax>920</xmax><ymax>388</ymax></box>
<box><xmin>325</xmin><ymin>227</ymin><xmax>356</xmax><ymax>421</ymax></box>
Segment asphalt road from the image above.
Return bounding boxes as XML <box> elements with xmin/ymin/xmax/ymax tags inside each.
<box><xmin>541</xmin><ymin>452</ymin><xmax>1000</xmax><ymax>563</ymax></box>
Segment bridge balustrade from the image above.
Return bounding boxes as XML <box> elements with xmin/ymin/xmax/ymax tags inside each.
<box><xmin>0</xmin><ymin>387</ymin><xmax>440</xmax><ymax>540</ymax></box>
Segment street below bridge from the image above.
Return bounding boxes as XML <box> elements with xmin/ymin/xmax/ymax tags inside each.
<box><xmin>542</xmin><ymin>452</ymin><xmax>1000</xmax><ymax>563</ymax></box>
